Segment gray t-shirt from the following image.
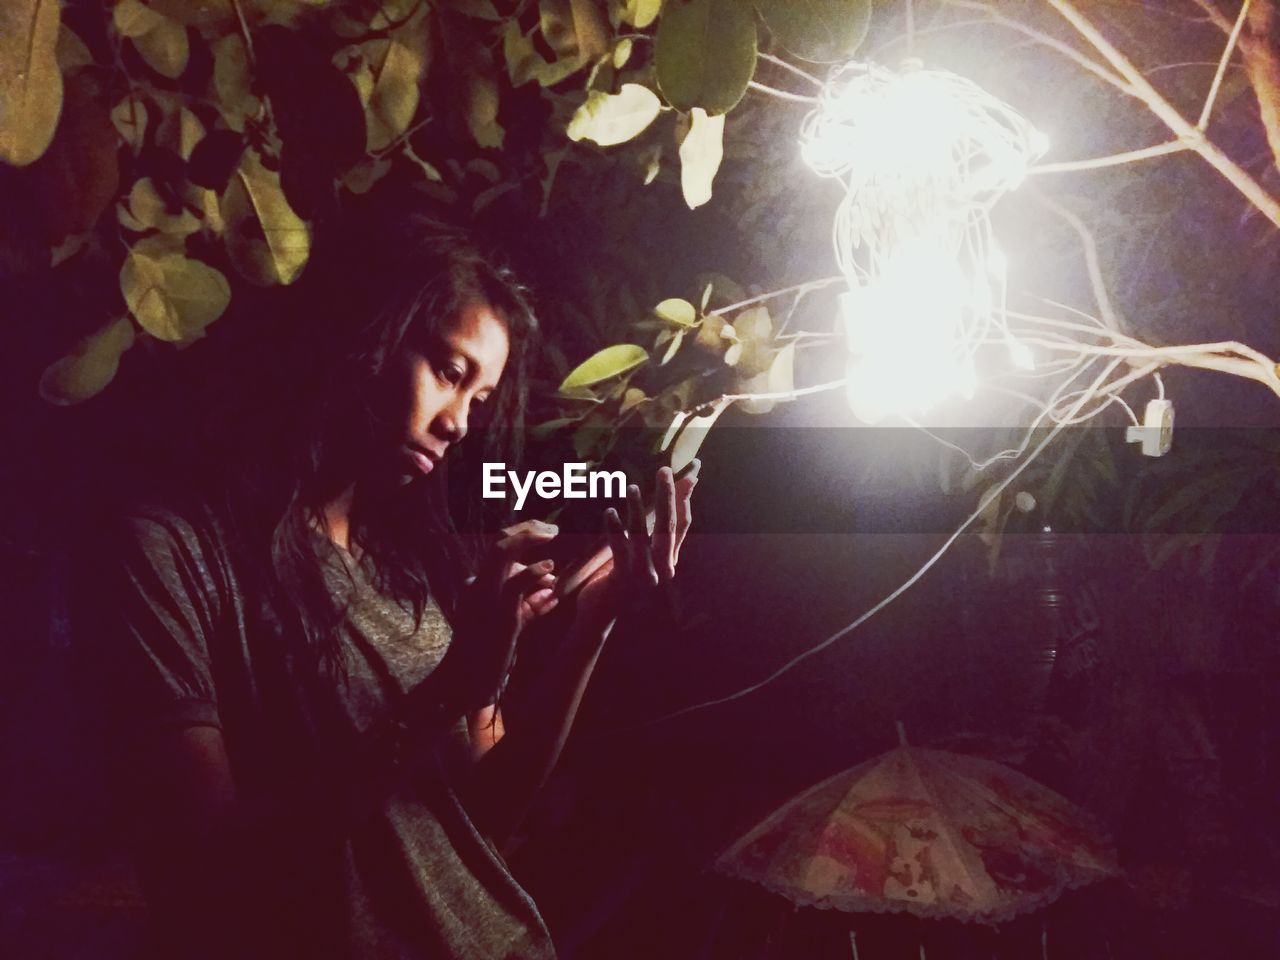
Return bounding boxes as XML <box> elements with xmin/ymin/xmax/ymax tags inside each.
<box><xmin>110</xmin><ymin>503</ymin><xmax>556</xmax><ymax>960</ymax></box>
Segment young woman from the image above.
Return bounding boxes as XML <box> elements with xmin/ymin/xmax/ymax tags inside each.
<box><xmin>99</xmin><ymin>218</ymin><xmax>697</xmax><ymax>959</ymax></box>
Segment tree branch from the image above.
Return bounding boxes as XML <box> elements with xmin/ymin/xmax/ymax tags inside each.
<box><xmin>1198</xmin><ymin>0</ymin><xmax>1252</xmax><ymax>128</ymax></box>
<box><xmin>1029</xmin><ymin>138</ymin><xmax>1191</xmax><ymax>173</ymax></box>
<box><xmin>1241</xmin><ymin>0</ymin><xmax>1280</xmax><ymax>169</ymax></box>
<box><xmin>1044</xmin><ymin>0</ymin><xmax>1280</xmax><ymax>228</ymax></box>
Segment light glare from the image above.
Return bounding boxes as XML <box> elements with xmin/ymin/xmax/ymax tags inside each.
<box><xmin>802</xmin><ymin>63</ymin><xmax>1046</xmax><ymax>422</ymax></box>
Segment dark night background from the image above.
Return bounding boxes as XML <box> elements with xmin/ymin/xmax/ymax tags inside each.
<box><xmin>7</xmin><ymin>1</ymin><xmax>1280</xmax><ymax>957</ymax></box>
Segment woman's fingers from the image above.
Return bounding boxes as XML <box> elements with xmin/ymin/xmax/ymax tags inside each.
<box><xmin>495</xmin><ymin>520</ymin><xmax>558</xmax><ymax>558</ymax></box>
<box><xmin>626</xmin><ymin>484</ymin><xmax>659</xmax><ymax>587</ymax></box>
<box><xmin>604</xmin><ymin>507</ymin><xmax>630</xmax><ymax>581</ymax></box>
<box><xmin>525</xmin><ymin>587</ymin><xmax>560</xmax><ymax>619</ymax></box>
<box><xmin>501</xmin><ymin>559</ymin><xmax>556</xmax><ymax>607</ymax></box>
<box><xmin>673</xmin><ymin>459</ymin><xmax>698</xmax><ymax>564</ymax></box>
<box><xmin>651</xmin><ymin>467</ymin><xmax>678</xmax><ymax>583</ymax></box>
<box><xmin>476</xmin><ymin>521</ymin><xmax>557</xmax><ymax>592</ymax></box>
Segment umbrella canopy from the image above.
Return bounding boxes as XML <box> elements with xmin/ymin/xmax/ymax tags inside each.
<box><xmin>716</xmin><ymin>740</ymin><xmax>1117</xmax><ymax>923</ymax></box>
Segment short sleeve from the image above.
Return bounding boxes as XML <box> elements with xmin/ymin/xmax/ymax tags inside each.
<box><xmin>108</xmin><ymin>509</ymin><xmax>226</xmax><ymax>732</ymax></box>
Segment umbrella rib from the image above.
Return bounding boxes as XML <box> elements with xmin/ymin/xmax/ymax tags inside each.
<box><xmin>901</xmin><ymin>748</ymin><xmax>1001</xmax><ymax>907</ymax></box>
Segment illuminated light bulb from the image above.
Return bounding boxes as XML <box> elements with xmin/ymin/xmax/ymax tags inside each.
<box><xmin>802</xmin><ymin>61</ymin><xmax>1044</xmax><ymax>418</ymax></box>
<box><xmin>1008</xmin><ymin>339</ymin><xmax>1036</xmax><ymax>371</ymax></box>
<box><xmin>988</xmin><ymin>245</ymin><xmax>1008</xmax><ymax>279</ymax></box>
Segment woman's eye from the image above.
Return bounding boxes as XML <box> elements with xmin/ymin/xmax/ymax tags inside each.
<box><xmin>438</xmin><ymin>362</ymin><xmax>465</xmax><ymax>386</ymax></box>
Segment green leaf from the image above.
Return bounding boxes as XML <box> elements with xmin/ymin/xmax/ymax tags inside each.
<box><xmin>112</xmin><ymin>0</ymin><xmax>165</xmax><ymax>38</ymax></box>
<box><xmin>466</xmin><ymin>66</ymin><xmax>505</xmax><ymax>148</ymax></box>
<box><xmin>361</xmin><ymin>35</ymin><xmax>426</xmax><ymax>151</ymax></box>
<box><xmin>541</xmin><ymin>0</ymin><xmax>610</xmax><ymax>62</ymax></box>
<box><xmin>342</xmin><ymin>156</ymin><xmax>392</xmax><ymax>194</ymax></box>
<box><xmin>145</xmin><ymin>0</ymin><xmax>234</xmax><ymax>27</ymax></box>
<box><xmin>560</xmin><ymin>343</ymin><xmax>649</xmax><ymax>390</ymax></box>
<box><xmin>438</xmin><ymin>0</ymin><xmax>502</xmax><ymax>19</ymax></box>
<box><xmin>39</xmin><ymin>318</ymin><xmax>135</xmax><ymax>406</ymax></box>
<box><xmin>120</xmin><ymin>238</ymin><xmax>231</xmax><ymax>342</ymax></box>
<box><xmin>439</xmin><ymin>11</ymin><xmax>505</xmax><ymax>148</ymax></box>
<box><xmin>754</xmin><ymin>0</ymin><xmax>871</xmax><ymax>63</ymax></box>
<box><xmin>568</xmin><ymin>83</ymin><xmax>662</xmax><ymax>146</ymax></box>
<box><xmin>740</xmin><ymin>341</ymin><xmax>794</xmax><ymax>414</ymax></box>
<box><xmin>56</xmin><ymin>24</ymin><xmax>93</xmax><ymax>73</ymax></box>
<box><xmin>1142</xmin><ymin>467</ymin><xmax>1250</xmax><ymax>533</ymax></box>
<box><xmin>0</xmin><ymin>0</ymin><xmax>64</xmax><ymax>166</ymax></box>
<box><xmin>110</xmin><ymin>95</ymin><xmax>149</xmax><ymax>154</ymax></box>
<box><xmin>221</xmin><ymin>150</ymin><xmax>311</xmax><ymax>285</ymax></box>
<box><xmin>666</xmin><ymin>400</ymin><xmax>727</xmax><ymax>473</ymax></box>
<box><xmin>121</xmin><ymin>177</ymin><xmax>201</xmax><ymax>235</ymax></box>
<box><xmin>655</xmin><ymin>297</ymin><xmax>697</xmax><ymax>326</ymax></box>
<box><xmin>131</xmin><ymin>16</ymin><xmax>190</xmax><ymax>79</ymax></box>
<box><xmin>655</xmin><ymin>0</ymin><xmax>757</xmax><ymax>115</ymax></box>
<box><xmin>613</xmin><ymin>38</ymin><xmax>633</xmax><ymax>69</ymax></box>
<box><xmin>619</xmin><ymin>0</ymin><xmax>662</xmax><ymax>29</ymax></box>
<box><xmin>621</xmin><ymin>387</ymin><xmax>647</xmax><ymax>413</ymax></box>
<box><xmin>160</xmin><ymin>106</ymin><xmax>205</xmax><ymax>162</ymax></box>
<box><xmin>660</xmin><ymin>329</ymin><xmax>686</xmax><ymax>364</ymax></box>
<box><xmin>213</xmin><ymin>34</ymin><xmax>257</xmax><ymax>132</ymax></box>
<box><xmin>640</xmin><ymin>142</ymin><xmax>662</xmax><ymax>183</ymax></box>
<box><xmin>503</xmin><ymin>22</ymin><xmax>584</xmax><ymax>87</ymax></box>
<box><xmin>678</xmin><ymin>107</ymin><xmax>724</xmax><ymax>208</ymax></box>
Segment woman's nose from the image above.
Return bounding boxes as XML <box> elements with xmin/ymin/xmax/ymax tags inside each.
<box><xmin>437</xmin><ymin>398</ymin><xmax>468</xmax><ymax>442</ymax></box>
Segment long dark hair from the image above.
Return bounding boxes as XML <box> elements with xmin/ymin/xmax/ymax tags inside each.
<box><xmin>210</xmin><ymin>211</ymin><xmax>537</xmax><ymax>684</ymax></box>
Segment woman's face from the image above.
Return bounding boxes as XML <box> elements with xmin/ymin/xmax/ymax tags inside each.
<box><xmin>396</xmin><ymin>300</ymin><xmax>510</xmax><ymax>480</ymax></box>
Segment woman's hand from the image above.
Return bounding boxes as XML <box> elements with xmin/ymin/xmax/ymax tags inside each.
<box><xmin>576</xmin><ymin>461</ymin><xmax>699</xmax><ymax>630</ymax></box>
<box><xmin>414</xmin><ymin>521</ymin><xmax>560</xmax><ymax>719</ymax></box>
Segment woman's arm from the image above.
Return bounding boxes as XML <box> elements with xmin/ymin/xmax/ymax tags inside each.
<box><xmin>127</xmin><ymin>725</ymin><xmax>324</xmax><ymax>960</ymax></box>
<box><xmin>458</xmin><ymin>613</ymin><xmax>612</xmax><ymax>845</ymax></box>
<box><xmin>458</xmin><ymin>465</ymin><xmax>697</xmax><ymax>848</ymax></box>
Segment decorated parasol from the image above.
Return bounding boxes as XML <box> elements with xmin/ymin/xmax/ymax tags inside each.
<box><xmin>716</xmin><ymin>725</ymin><xmax>1116</xmax><ymax>924</ymax></box>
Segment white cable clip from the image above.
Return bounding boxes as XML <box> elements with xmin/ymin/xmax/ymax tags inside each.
<box><xmin>1126</xmin><ymin>399</ymin><xmax>1174</xmax><ymax>457</ymax></box>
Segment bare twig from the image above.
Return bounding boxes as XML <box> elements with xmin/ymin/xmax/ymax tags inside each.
<box><xmin>1030</xmin><ymin>190</ymin><xmax>1124</xmax><ymax>332</ymax></box>
<box><xmin>1241</xmin><ymin>0</ymin><xmax>1280</xmax><ymax>169</ymax></box>
<box><xmin>709</xmin><ymin>276</ymin><xmax>845</xmax><ymax>317</ymax></box>
<box><xmin>758</xmin><ymin>52</ymin><xmax>823</xmax><ymax>88</ymax></box>
<box><xmin>1044</xmin><ymin>0</ymin><xmax>1280</xmax><ymax>228</ymax></box>
<box><xmin>944</xmin><ymin>0</ymin><xmax>1133</xmax><ymax>93</ymax></box>
<box><xmin>684</xmin><ymin>378</ymin><xmax>849</xmax><ymax>419</ymax></box>
<box><xmin>746</xmin><ymin>80</ymin><xmax>818</xmax><ymax>104</ymax></box>
<box><xmin>1029</xmin><ymin>139</ymin><xmax>1191</xmax><ymax>173</ymax></box>
<box><xmin>1198</xmin><ymin>0</ymin><xmax>1252</xmax><ymax>128</ymax></box>
<box><xmin>1190</xmin><ymin>0</ymin><xmax>1234</xmax><ymax>35</ymax></box>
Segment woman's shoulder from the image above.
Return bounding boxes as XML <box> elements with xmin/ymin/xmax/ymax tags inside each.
<box><xmin>115</xmin><ymin>491</ymin><xmax>246</xmax><ymax>597</ymax></box>
<box><xmin>121</xmin><ymin>493</ymin><xmax>231</xmax><ymax>552</ymax></box>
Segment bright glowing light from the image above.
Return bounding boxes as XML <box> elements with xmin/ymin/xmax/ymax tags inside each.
<box><xmin>802</xmin><ymin>62</ymin><xmax>1046</xmax><ymax>422</ymax></box>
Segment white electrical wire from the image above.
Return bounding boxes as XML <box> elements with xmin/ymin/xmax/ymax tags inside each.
<box><xmin>612</xmin><ymin>358</ymin><xmax>1126</xmax><ymax>735</ymax></box>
